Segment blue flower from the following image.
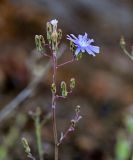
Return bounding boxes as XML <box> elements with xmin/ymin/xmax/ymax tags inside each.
<box><xmin>67</xmin><ymin>33</ymin><xmax>100</xmax><ymax>56</ymax></box>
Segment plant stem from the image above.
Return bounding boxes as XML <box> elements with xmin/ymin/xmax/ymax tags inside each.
<box><xmin>121</xmin><ymin>46</ymin><xmax>133</xmax><ymax>61</ymax></box>
<box><xmin>52</xmin><ymin>52</ymin><xmax>58</xmax><ymax>160</ymax></box>
<box><xmin>35</xmin><ymin>111</ymin><xmax>43</xmax><ymax>160</ymax></box>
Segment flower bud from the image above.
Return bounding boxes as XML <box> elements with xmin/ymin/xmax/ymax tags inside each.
<box><xmin>51</xmin><ymin>83</ymin><xmax>56</xmax><ymax>93</ymax></box>
<box><xmin>35</xmin><ymin>35</ymin><xmax>45</xmax><ymax>52</ymax></box>
<box><xmin>51</xmin><ymin>31</ymin><xmax>58</xmax><ymax>42</ymax></box>
<box><xmin>70</xmin><ymin>41</ymin><xmax>75</xmax><ymax>53</ymax></box>
<box><xmin>46</xmin><ymin>22</ymin><xmax>52</xmax><ymax>44</ymax></box>
<box><xmin>57</xmin><ymin>29</ymin><xmax>62</xmax><ymax>43</ymax></box>
<box><xmin>22</xmin><ymin>137</ymin><xmax>31</xmax><ymax>154</ymax></box>
<box><xmin>70</xmin><ymin>78</ymin><xmax>75</xmax><ymax>90</ymax></box>
<box><xmin>51</xmin><ymin>31</ymin><xmax>58</xmax><ymax>50</ymax></box>
<box><xmin>61</xmin><ymin>81</ymin><xmax>67</xmax><ymax>97</ymax></box>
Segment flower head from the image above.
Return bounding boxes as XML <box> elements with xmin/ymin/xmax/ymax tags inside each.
<box><xmin>67</xmin><ymin>33</ymin><xmax>100</xmax><ymax>56</ymax></box>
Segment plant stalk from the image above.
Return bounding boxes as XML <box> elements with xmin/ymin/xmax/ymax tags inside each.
<box><xmin>52</xmin><ymin>52</ymin><xmax>58</xmax><ymax>160</ymax></box>
<box><xmin>35</xmin><ymin>110</ymin><xmax>43</xmax><ymax>160</ymax></box>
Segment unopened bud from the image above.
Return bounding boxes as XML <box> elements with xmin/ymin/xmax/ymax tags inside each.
<box><xmin>57</xmin><ymin>29</ymin><xmax>62</xmax><ymax>41</ymax></box>
<box><xmin>46</xmin><ymin>22</ymin><xmax>52</xmax><ymax>44</ymax></box>
<box><xmin>70</xmin><ymin>41</ymin><xmax>75</xmax><ymax>53</ymax></box>
<box><xmin>51</xmin><ymin>83</ymin><xmax>56</xmax><ymax>93</ymax></box>
<box><xmin>35</xmin><ymin>35</ymin><xmax>44</xmax><ymax>52</ymax></box>
<box><xmin>70</xmin><ymin>78</ymin><xmax>75</xmax><ymax>90</ymax></box>
<box><xmin>46</xmin><ymin>22</ymin><xmax>52</xmax><ymax>34</ymax></box>
<box><xmin>61</xmin><ymin>81</ymin><xmax>67</xmax><ymax>97</ymax></box>
<box><xmin>22</xmin><ymin>137</ymin><xmax>31</xmax><ymax>154</ymax></box>
<box><xmin>51</xmin><ymin>31</ymin><xmax>58</xmax><ymax>42</ymax></box>
<box><xmin>51</xmin><ymin>31</ymin><xmax>58</xmax><ymax>50</ymax></box>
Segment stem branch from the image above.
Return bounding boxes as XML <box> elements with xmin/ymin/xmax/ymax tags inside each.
<box><xmin>57</xmin><ymin>58</ymin><xmax>75</xmax><ymax>68</ymax></box>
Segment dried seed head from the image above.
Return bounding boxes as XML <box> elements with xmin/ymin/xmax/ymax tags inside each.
<box><xmin>75</xmin><ymin>105</ymin><xmax>80</xmax><ymax>113</ymax></box>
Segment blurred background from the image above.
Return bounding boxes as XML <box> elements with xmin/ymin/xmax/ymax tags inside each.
<box><xmin>0</xmin><ymin>0</ymin><xmax>133</xmax><ymax>160</ymax></box>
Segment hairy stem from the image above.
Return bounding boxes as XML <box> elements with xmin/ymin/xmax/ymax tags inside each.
<box><xmin>52</xmin><ymin>52</ymin><xmax>58</xmax><ymax>160</ymax></box>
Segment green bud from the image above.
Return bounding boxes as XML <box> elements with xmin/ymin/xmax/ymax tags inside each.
<box><xmin>39</xmin><ymin>35</ymin><xmax>45</xmax><ymax>45</ymax></box>
<box><xmin>51</xmin><ymin>31</ymin><xmax>58</xmax><ymax>50</ymax></box>
<box><xmin>57</xmin><ymin>29</ymin><xmax>62</xmax><ymax>43</ymax></box>
<box><xmin>51</xmin><ymin>31</ymin><xmax>58</xmax><ymax>42</ymax></box>
<box><xmin>35</xmin><ymin>35</ymin><xmax>44</xmax><ymax>52</ymax></box>
<box><xmin>46</xmin><ymin>22</ymin><xmax>52</xmax><ymax>44</ymax></box>
<box><xmin>46</xmin><ymin>22</ymin><xmax>52</xmax><ymax>34</ymax></box>
<box><xmin>70</xmin><ymin>78</ymin><xmax>75</xmax><ymax>90</ymax></box>
<box><xmin>70</xmin><ymin>41</ymin><xmax>75</xmax><ymax>53</ymax></box>
<box><xmin>61</xmin><ymin>81</ymin><xmax>67</xmax><ymax>97</ymax></box>
<box><xmin>51</xmin><ymin>83</ymin><xmax>56</xmax><ymax>93</ymax></box>
<box><xmin>22</xmin><ymin>137</ymin><xmax>31</xmax><ymax>154</ymax></box>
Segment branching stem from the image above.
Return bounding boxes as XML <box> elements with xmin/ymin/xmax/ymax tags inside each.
<box><xmin>57</xmin><ymin>57</ymin><xmax>75</xmax><ymax>68</ymax></box>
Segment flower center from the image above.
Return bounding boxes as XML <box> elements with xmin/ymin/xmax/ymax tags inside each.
<box><xmin>79</xmin><ymin>39</ymin><xmax>89</xmax><ymax>47</ymax></box>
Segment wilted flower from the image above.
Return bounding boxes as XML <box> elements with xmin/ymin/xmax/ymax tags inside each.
<box><xmin>67</xmin><ymin>33</ymin><xmax>100</xmax><ymax>56</ymax></box>
<box><xmin>50</xmin><ymin>19</ymin><xmax>58</xmax><ymax>29</ymax></box>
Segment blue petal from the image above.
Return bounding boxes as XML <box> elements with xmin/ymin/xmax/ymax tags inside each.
<box><xmin>86</xmin><ymin>47</ymin><xmax>96</xmax><ymax>56</ymax></box>
<box><xmin>84</xmin><ymin>33</ymin><xmax>88</xmax><ymax>39</ymax></box>
<box><xmin>67</xmin><ymin>35</ymin><xmax>76</xmax><ymax>43</ymax></box>
<box><xmin>78</xmin><ymin>35</ymin><xmax>83</xmax><ymax>39</ymax></box>
<box><xmin>88</xmin><ymin>39</ymin><xmax>94</xmax><ymax>43</ymax></box>
<box><xmin>75</xmin><ymin>48</ymin><xmax>81</xmax><ymax>55</ymax></box>
<box><xmin>70</xmin><ymin>34</ymin><xmax>78</xmax><ymax>40</ymax></box>
<box><xmin>89</xmin><ymin>45</ymin><xmax>100</xmax><ymax>53</ymax></box>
